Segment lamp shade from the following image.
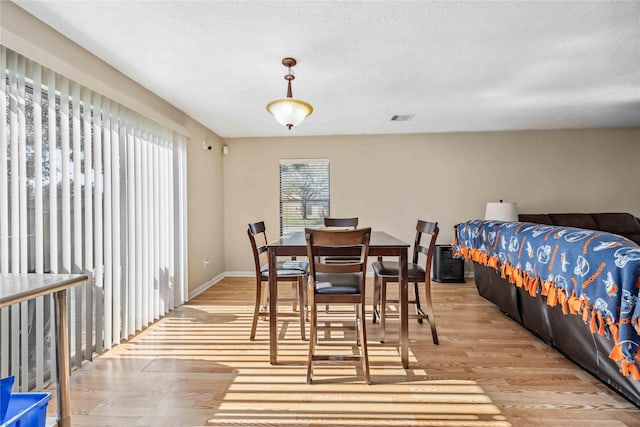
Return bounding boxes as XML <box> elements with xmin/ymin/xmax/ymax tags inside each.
<box><xmin>485</xmin><ymin>201</ymin><xmax>518</xmax><ymax>222</ymax></box>
<box><xmin>266</xmin><ymin>98</ymin><xmax>313</xmax><ymax>129</ymax></box>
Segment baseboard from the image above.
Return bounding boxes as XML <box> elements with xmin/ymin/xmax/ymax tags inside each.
<box><xmin>188</xmin><ymin>272</ymin><xmax>226</xmax><ymax>300</ymax></box>
<box><xmin>224</xmin><ymin>271</ymin><xmax>254</xmax><ymax>278</ymax></box>
<box><xmin>198</xmin><ymin>270</ymin><xmax>440</xmax><ymax>292</ymax></box>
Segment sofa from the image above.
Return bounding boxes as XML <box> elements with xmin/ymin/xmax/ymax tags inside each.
<box><xmin>517</xmin><ymin>212</ymin><xmax>640</xmax><ymax>245</ymax></box>
<box><xmin>453</xmin><ymin>213</ymin><xmax>640</xmax><ymax>408</ymax></box>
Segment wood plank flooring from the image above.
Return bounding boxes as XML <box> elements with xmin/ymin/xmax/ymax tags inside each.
<box><xmin>48</xmin><ymin>277</ymin><xmax>640</xmax><ymax>426</ymax></box>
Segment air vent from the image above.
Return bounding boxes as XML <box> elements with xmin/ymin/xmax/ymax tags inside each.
<box><xmin>390</xmin><ymin>114</ymin><xmax>414</xmax><ymax>122</ymax></box>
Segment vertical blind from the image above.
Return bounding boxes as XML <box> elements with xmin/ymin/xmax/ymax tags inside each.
<box><xmin>0</xmin><ymin>46</ymin><xmax>188</xmax><ymax>391</ymax></box>
<box><xmin>279</xmin><ymin>159</ymin><xmax>330</xmax><ymax>235</ymax></box>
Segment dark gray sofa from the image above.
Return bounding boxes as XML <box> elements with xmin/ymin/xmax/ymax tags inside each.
<box><xmin>472</xmin><ymin>212</ymin><xmax>640</xmax><ymax>407</ymax></box>
<box><xmin>517</xmin><ymin>212</ymin><xmax>640</xmax><ymax>245</ymax></box>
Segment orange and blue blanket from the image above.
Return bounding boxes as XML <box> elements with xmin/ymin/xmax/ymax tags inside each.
<box><xmin>453</xmin><ymin>219</ymin><xmax>640</xmax><ymax>379</ymax></box>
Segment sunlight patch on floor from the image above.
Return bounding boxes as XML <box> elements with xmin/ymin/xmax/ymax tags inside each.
<box><xmin>109</xmin><ymin>305</ymin><xmax>512</xmax><ymax>427</ymax></box>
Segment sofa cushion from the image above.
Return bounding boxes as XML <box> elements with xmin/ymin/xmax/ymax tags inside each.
<box><xmin>548</xmin><ymin>213</ymin><xmax>598</xmax><ymax>230</ymax></box>
<box><xmin>627</xmin><ymin>234</ymin><xmax>640</xmax><ymax>245</ymax></box>
<box><xmin>592</xmin><ymin>213</ymin><xmax>640</xmax><ymax>235</ymax></box>
<box><xmin>518</xmin><ymin>214</ymin><xmax>554</xmax><ymax>225</ymax></box>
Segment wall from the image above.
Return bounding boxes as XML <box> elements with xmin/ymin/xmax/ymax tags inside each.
<box><xmin>223</xmin><ymin>128</ymin><xmax>640</xmax><ymax>273</ymax></box>
<box><xmin>1</xmin><ymin>2</ymin><xmax>226</xmax><ymax>293</ymax></box>
<box><xmin>185</xmin><ymin>134</ymin><xmax>225</xmax><ymax>293</ymax></box>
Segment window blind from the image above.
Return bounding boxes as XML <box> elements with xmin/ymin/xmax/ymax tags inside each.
<box><xmin>279</xmin><ymin>159</ymin><xmax>330</xmax><ymax>235</ymax></box>
<box><xmin>0</xmin><ymin>45</ymin><xmax>188</xmax><ymax>391</ymax></box>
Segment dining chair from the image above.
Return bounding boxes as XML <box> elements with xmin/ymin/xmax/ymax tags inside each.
<box><xmin>248</xmin><ymin>221</ymin><xmax>307</xmax><ymax>341</ymax></box>
<box><xmin>305</xmin><ymin>227</ymin><xmax>372</xmax><ymax>384</ymax></box>
<box><xmin>324</xmin><ymin>217</ymin><xmax>359</xmax><ymax>229</ymax></box>
<box><xmin>323</xmin><ymin>217</ymin><xmax>359</xmax><ymax>263</ymax></box>
<box><xmin>372</xmin><ymin>220</ymin><xmax>440</xmax><ymax>345</ymax></box>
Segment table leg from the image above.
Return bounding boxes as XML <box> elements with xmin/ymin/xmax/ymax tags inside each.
<box><xmin>54</xmin><ymin>289</ymin><xmax>71</xmax><ymax>427</ymax></box>
<box><xmin>269</xmin><ymin>247</ymin><xmax>278</xmax><ymax>364</ymax></box>
<box><xmin>399</xmin><ymin>248</ymin><xmax>409</xmax><ymax>368</ymax></box>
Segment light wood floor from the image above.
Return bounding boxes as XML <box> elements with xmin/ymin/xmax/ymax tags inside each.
<box><xmin>49</xmin><ymin>277</ymin><xmax>640</xmax><ymax>426</ymax></box>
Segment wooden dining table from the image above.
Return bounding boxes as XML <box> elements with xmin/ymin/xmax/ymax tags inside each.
<box><xmin>267</xmin><ymin>230</ymin><xmax>411</xmax><ymax>368</ymax></box>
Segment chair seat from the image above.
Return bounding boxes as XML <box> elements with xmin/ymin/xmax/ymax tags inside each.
<box><xmin>372</xmin><ymin>260</ymin><xmax>425</xmax><ymax>280</ymax></box>
<box><xmin>260</xmin><ymin>260</ymin><xmax>308</xmax><ymax>277</ymax></box>
<box><xmin>315</xmin><ymin>273</ymin><xmax>361</xmax><ymax>294</ymax></box>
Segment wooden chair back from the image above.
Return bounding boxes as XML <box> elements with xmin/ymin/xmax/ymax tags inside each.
<box><xmin>247</xmin><ymin>221</ymin><xmax>268</xmax><ymax>275</ymax></box>
<box><xmin>323</xmin><ymin>217</ymin><xmax>359</xmax><ymax>229</ymax></box>
<box><xmin>305</xmin><ymin>228</ymin><xmax>371</xmax><ymax>291</ymax></box>
<box><xmin>412</xmin><ymin>220</ymin><xmax>439</xmax><ymax>274</ymax></box>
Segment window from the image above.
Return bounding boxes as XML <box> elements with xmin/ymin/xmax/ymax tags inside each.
<box><xmin>279</xmin><ymin>159</ymin><xmax>329</xmax><ymax>235</ymax></box>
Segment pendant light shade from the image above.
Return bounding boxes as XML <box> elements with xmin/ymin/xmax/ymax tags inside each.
<box><xmin>266</xmin><ymin>98</ymin><xmax>313</xmax><ymax>129</ymax></box>
<box><xmin>266</xmin><ymin>57</ymin><xmax>313</xmax><ymax>130</ymax></box>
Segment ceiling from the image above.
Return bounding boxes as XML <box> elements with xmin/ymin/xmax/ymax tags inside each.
<box><xmin>13</xmin><ymin>1</ymin><xmax>640</xmax><ymax>139</ymax></box>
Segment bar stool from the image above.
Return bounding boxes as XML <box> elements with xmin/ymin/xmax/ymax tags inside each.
<box><xmin>248</xmin><ymin>221</ymin><xmax>307</xmax><ymax>340</ymax></box>
<box><xmin>372</xmin><ymin>220</ymin><xmax>439</xmax><ymax>344</ymax></box>
<box><xmin>305</xmin><ymin>227</ymin><xmax>372</xmax><ymax>384</ymax></box>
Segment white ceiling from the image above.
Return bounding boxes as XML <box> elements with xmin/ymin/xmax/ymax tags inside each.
<box><xmin>13</xmin><ymin>0</ymin><xmax>640</xmax><ymax>139</ymax></box>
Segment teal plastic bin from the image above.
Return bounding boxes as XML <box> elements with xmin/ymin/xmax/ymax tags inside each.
<box><xmin>0</xmin><ymin>393</ymin><xmax>51</xmax><ymax>427</ymax></box>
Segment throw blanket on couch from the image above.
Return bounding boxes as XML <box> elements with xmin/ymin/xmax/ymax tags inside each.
<box><xmin>453</xmin><ymin>219</ymin><xmax>640</xmax><ymax>379</ymax></box>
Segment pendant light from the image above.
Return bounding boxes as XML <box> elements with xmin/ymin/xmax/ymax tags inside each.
<box><xmin>266</xmin><ymin>57</ymin><xmax>313</xmax><ymax>130</ymax></box>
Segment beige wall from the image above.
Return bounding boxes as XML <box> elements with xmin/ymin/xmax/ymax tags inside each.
<box><xmin>223</xmin><ymin>129</ymin><xmax>640</xmax><ymax>273</ymax></box>
<box><xmin>2</xmin><ymin>2</ymin><xmax>226</xmax><ymax>293</ymax></box>
<box><xmin>186</xmin><ymin>134</ymin><xmax>225</xmax><ymax>291</ymax></box>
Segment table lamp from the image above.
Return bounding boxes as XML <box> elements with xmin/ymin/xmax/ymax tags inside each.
<box><xmin>485</xmin><ymin>200</ymin><xmax>518</xmax><ymax>222</ymax></box>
